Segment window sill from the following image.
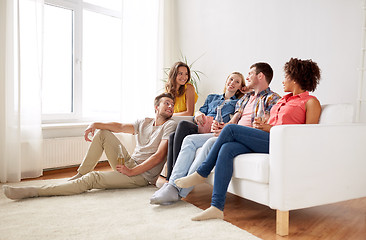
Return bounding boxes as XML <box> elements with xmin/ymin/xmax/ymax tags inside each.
<box><xmin>42</xmin><ymin>122</ymin><xmax>90</xmax><ymax>139</ymax></box>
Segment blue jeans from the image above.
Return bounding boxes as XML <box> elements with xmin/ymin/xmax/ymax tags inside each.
<box><xmin>196</xmin><ymin>124</ymin><xmax>270</xmax><ymax>211</ymax></box>
<box><xmin>169</xmin><ymin>133</ymin><xmax>217</xmax><ymax>198</ymax></box>
<box><xmin>166</xmin><ymin>121</ymin><xmax>198</xmax><ymax>180</ymax></box>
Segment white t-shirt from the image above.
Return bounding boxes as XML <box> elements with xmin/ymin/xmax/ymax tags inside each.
<box><xmin>132</xmin><ymin>118</ymin><xmax>177</xmax><ymax>184</ymax></box>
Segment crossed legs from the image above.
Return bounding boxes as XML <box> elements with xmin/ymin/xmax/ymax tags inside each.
<box><xmin>175</xmin><ymin>125</ymin><xmax>270</xmax><ymax>220</ymax></box>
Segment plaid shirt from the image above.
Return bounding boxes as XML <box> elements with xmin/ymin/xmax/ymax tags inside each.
<box><xmin>235</xmin><ymin>87</ymin><xmax>281</xmax><ymax>124</ymax></box>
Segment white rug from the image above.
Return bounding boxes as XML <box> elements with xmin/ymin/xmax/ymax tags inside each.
<box><xmin>0</xmin><ymin>179</ymin><xmax>261</xmax><ymax>240</ymax></box>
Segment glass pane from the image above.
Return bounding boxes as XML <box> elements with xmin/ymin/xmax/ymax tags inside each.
<box><xmin>83</xmin><ymin>0</ymin><xmax>122</xmax><ymax>11</ymax></box>
<box><xmin>83</xmin><ymin>10</ymin><xmax>121</xmax><ymax>120</ymax></box>
<box><xmin>42</xmin><ymin>5</ymin><xmax>73</xmax><ymax>114</ymax></box>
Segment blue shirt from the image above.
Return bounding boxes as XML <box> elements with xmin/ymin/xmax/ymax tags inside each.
<box><xmin>197</xmin><ymin>94</ymin><xmax>239</xmax><ymax>123</ymax></box>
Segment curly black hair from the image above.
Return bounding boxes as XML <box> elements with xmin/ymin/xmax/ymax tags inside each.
<box><xmin>284</xmin><ymin>58</ymin><xmax>321</xmax><ymax>92</ymax></box>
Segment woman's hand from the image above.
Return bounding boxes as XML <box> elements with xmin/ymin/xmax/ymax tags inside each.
<box><xmin>211</xmin><ymin>120</ymin><xmax>225</xmax><ymax>136</ymax></box>
<box><xmin>240</xmin><ymin>86</ymin><xmax>250</xmax><ymax>94</ymax></box>
<box><xmin>253</xmin><ymin>117</ymin><xmax>272</xmax><ymax>132</ymax></box>
<box><xmin>84</xmin><ymin>123</ymin><xmax>97</xmax><ymax>142</ymax></box>
<box><xmin>194</xmin><ymin>112</ymin><xmax>206</xmax><ymax>126</ymax></box>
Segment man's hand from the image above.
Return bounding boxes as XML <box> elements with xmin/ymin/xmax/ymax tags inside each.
<box><xmin>211</xmin><ymin>120</ymin><xmax>225</xmax><ymax>137</ymax></box>
<box><xmin>116</xmin><ymin>164</ymin><xmax>135</xmax><ymax>177</ymax></box>
<box><xmin>84</xmin><ymin>123</ymin><xmax>97</xmax><ymax>142</ymax></box>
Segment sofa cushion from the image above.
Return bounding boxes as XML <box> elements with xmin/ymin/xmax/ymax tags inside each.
<box><xmin>319</xmin><ymin>103</ymin><xmax>354</xmax><ymax>124</ymax></box>
<box><xmin>196</xmin><ymin>149</ymin><xmax>270</xmax><ymax>184</ymax></box>
<box><xmin>232</xmin><ymin>153</ymin><xmax>270</xmax><ymax>184</ymax></box>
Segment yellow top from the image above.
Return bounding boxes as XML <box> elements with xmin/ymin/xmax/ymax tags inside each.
<box><xmin>173</xmin><ymin>83</ymin><xmax>198</xmax><ymax>114</ymax></box>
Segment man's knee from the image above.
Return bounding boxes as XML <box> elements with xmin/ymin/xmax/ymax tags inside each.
<box><xmin>94</xmin><ymin>129</ymin><xmax>119</xmax><ymax>144</ymax></box>
<box><xmin>95</xmin><ymin>129</ymin><xmax>113</xmax><ymax>138</ymax></box>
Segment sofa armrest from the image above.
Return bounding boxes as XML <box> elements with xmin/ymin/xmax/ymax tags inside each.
<box><xmin>269</xmin><ymin>124</ymin><xmax>366</xmax><ymax>211</ymax></box>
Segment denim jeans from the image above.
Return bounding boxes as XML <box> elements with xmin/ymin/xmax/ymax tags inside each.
<box><xmin>168</xmin><ymin>133</ymin><xmax>217</xmax><ymax>198</ymax></box>
<box><xmin>196</xmin><ymin>124</ymin><xmax>270</xmax><ymax>211</ymax></box>
<box><xmin>166</xmin><ymin>120</ymin><xmax>198</xmax><ymax>180</ymax></box>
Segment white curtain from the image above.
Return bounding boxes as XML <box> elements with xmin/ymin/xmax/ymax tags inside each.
<box><xmin>0</xmin><ymin>0</ymin><xmax>43</xmax><ymax>183</ymax></box>
<box><xmin>120</xmin><ymin>0</ymin><xmax>168</xmax><ymax>122</ymax></box>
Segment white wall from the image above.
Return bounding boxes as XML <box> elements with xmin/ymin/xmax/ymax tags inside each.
<box><xmin>173</xmin><ymin>0</ymin><xmax>364</xmax><ymax>120</ymax></box>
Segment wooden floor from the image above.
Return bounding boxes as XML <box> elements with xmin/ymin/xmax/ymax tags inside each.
<box><xmin>26</xmin><ymin>163</ymin><xmax>366</xmax><ymax>240</ymax></box>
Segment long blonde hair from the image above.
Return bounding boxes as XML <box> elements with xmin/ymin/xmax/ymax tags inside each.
<box><xmin>223</xmin><ymin>72</ymin><xmax>246</xmax><ymax>98</ymax></box>
<box><xmin>165</xmin><ymin>61</ymin><xmax>191</xmax><ymax>98</ymax></box>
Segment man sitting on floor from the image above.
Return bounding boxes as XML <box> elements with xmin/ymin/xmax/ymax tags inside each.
<box><xmin>3</xmin><ymin>93</ymin><xmax>177</xmax><ymax>200</ymax></box>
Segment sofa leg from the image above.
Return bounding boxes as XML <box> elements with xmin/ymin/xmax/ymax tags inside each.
<box><xmin>276</xmin><ymin>210</ymin><xmax>289</xmax><ymax>236</ymax></box>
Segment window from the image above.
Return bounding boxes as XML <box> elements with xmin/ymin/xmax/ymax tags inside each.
<box><xmin>42</xmin><ymin>0</ymin><xmax>122</xmax><ymax>122</ymax></box>
<box><xmin>43</xmin><ymin>4</ymin><xmax>73</xmax><ymax>115</ymax></box>
<box><xmin>82</xmin><ymin>10</ymin><xmax>121</xmax><ymax>119</ymax></box>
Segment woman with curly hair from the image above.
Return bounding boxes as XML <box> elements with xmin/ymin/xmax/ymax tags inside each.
<box><xmin>175</xmin><ymin>58</ymin><xmax>322</xmax><ymax>221</ymax></box>
<box><xmin>165</xmin><ymin>61</ymin><xmax>198</xmax><ymax>116</ymax></box>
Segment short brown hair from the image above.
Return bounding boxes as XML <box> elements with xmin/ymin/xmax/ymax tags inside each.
<box><xmin>250</xmin><ymin>62</ymin><xmax>273</xmax><ymax>84</ymax></box>
<box><xmin>284</xmin><ymin>58</ymin><xmax>321</xmax><ymax>92</ymax></box>
<box><xmin>154</xmin><ymin>93</ymin><xmax>175</xmax><ymax>107</ymax></box>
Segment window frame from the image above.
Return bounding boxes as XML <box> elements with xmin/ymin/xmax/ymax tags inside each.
<box><xmin>42</xmin><ymin>0</ymin><xmax>121</xmax><ymax>124</ymax></box>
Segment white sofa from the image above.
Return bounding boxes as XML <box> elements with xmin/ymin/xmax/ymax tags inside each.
<box><xmin>120</xmin><ymin>104</ymin><xmax>366</xmax><ymax>236</ymax></box>
<box><xmin>203</xmin><ymin>103</ymin><xmax>366</xmax><ymax>236</ymax></box>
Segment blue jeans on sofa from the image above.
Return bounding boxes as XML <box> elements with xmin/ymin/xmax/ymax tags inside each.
<box><xmin>196</xmin><ymin>124</ymin><xmax>270</xmax><ymax>211</ymax></box>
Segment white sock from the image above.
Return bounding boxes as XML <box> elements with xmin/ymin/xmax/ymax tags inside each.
<box><xmin>174</xmin><ymin>172</ymin><xmax>206</xmax><ymax>189</ymax></box>
<box><xmin>3</xmin><ymin>185</ymin><xmax>38</xmax><ymax>200</ymax></box>
<box><xmin>192</xmin><ymin>206</ymin><xmax>224</xmax><ymax>221</ymax></box>
<box><xmin>150</xmin><ymin>183</ymin><xmax>180</xmax><ymax>205</ymax></box>
<box><xmin>151</xmin><ymin>182</ymin><xmax>169</xmax><ymax>198</ymax></box>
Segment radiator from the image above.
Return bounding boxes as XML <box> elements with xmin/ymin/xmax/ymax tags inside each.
<box><xmin>42</xmin><ymin>134</ymin><xmax>136</xmax><ymax>170</ymax></box>
<box><xmin>43</xmin><ymin>137</ymin><xmax>91</xmax><ymax>169</ymax></box>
